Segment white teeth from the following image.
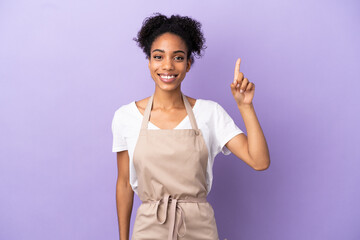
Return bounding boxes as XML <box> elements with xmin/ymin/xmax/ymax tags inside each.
<box><xmin>160</xmin><ymin>75</ymin><xmax>176</xmax><ymax>79</ymax></box>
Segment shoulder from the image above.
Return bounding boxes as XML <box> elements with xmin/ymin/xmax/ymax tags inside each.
<box><xmin>114</xmin><ymin>101</ymin><xmax>133</xmax><ymax>114</ymax></box>
<box><xmin>193</xmin><ymin>98</ymin><xmax>228</xmax><ymax>128</ymax></box>
<box><xmin>196</xmin><ymin>98</ymin><xmax>218</xmax><ymax>107</ymax></box>
<box><xmin>195</xmin><ymin>98</ymin><xmax>221</xmax><ymax>114</ymax></box>
<box><xmin>195</xmin><ymin>98</ymin><xmax>235</xmax><ymax>126</ymax></box>
<box><xmin>113</xmin><ymin>100</ymin><xmax>137</xmax><ymax>124</ymax></box>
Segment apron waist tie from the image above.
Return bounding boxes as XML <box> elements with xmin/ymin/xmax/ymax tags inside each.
<box><xmin>142</xmin><ymin>193</ymin><xmax>208</xmax><ymax>240</ymax></box>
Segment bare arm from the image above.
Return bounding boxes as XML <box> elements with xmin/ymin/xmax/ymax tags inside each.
<box><xmin>225</xmin><ymin>104</ymin><xmax>270</xmax><ymax>170</ymax></box>
<box><xmin>116</xmin><ymin>150</ymin><xmax>134</xmax><ymax>240</ymax></box>
<box><xmin>227</xmin><ymin>57</ymin><xmax>270</xmax><ymax>171</ymax></box>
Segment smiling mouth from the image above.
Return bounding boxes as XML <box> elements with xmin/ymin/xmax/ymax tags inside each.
<box><xmin>158</xmin><ymin>74</ymin><xmax>178</xmax><ymax>82</ymax></box>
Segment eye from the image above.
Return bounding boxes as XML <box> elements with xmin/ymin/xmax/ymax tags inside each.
<box><xmin>174</xmin><ymin>56</ymin><xmax>184</xmax><ymax>61</ymax></box>
<box><xmin>153</xmin><ymin>55</ymin><xmax>162</xmax><ymax>60</ymax></box>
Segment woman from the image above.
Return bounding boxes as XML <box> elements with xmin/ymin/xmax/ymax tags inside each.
<box><xmin>112</xmin><ymin>13</ymin><xmax>270</xmax><ymax>240</ymax></box>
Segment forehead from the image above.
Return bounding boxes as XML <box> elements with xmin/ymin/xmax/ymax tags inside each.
<box><xmin>151</xmin><ymin>32</ymin><xmax>187</xmax><ymax>51</ymax></box>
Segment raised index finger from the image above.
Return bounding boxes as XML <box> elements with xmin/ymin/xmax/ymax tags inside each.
<box><xmin>234</xmin><ymin>58</ymin><xmax>241</xmax><ymax>83</ymax></box>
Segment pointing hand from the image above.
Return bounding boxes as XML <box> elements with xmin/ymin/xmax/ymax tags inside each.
<box><xmin>230</xmin><ymin>57</ymin><xmax>255</xmax><ymax>107</ymax></box>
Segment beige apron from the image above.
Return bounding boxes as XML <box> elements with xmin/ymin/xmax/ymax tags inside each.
<box><xmin>131</xmin><ymin>92</ymin><xmax>219</xmax><ymax>240</ymax></box>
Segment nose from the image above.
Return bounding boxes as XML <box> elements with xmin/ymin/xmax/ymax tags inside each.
<box><xmin>162</xmin><ymin>57</ymin><xmax>174</xmax><ymax>70</ymax></box>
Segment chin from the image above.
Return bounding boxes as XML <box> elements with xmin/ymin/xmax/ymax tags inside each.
<box><xmin>156</xmin><ymin>82</ymin><xmax>181</xmax><ymax>91</ymax></box>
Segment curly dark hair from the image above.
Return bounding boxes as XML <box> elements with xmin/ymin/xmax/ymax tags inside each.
<box><xmin>133</xmin><ymin>13</ymin><xmax>207</xmax><ymax>66</ymax></box>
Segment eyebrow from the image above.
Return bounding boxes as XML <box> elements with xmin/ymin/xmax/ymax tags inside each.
<box><xmin>151</xmin><ymin>49</ymin><xmax>186</xmax><ymax>54</ymax></box>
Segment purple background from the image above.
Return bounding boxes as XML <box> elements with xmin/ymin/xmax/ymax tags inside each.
<box><xmin>1</xmin><ymin>0</ymin><xmax>359</xmax><ymax>239</ymax></box>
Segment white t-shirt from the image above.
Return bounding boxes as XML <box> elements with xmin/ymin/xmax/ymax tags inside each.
<box><xmin>111</xmin><ymin>98</ymin><xmax>244</xmax><ymax>195</ymax></box>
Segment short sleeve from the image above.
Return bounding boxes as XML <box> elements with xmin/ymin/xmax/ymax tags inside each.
<box><xmin>111</xmin><ymin>111</ymin><xmax>128</xmax><ymax>152</ymax></box>
<box><xmin>213</xmin><ymin>102</ymin><xmax>244</xmax><ymax>156</ymax></box>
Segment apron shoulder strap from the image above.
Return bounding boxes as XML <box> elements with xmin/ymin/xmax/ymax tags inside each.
<box><xmin>141</xmin><ymin>94</ymin><xmax>154</xmax><ymax>130</ymax></box>
<box><xmin>181</xmin><ymin>92</ymin><xmax>199</xmax><ymax>130</ymax></box>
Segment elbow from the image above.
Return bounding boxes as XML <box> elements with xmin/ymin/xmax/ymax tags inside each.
<box><xmin>253</xmin><ymin>158</ymin><xmax>271</xmax><ymax>171</ymax></box>
<box><xmin>254</xmin><ymin>164</ymin><xmax>270</xmax><ymax>171</ymax></box>
<box><xmin>116</xmin><ymin>177</ymin><xmax>132</xmax><ymax>190</ymax></box>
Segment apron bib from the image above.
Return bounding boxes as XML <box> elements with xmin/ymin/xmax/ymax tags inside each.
<box><xmin>132</xmin><ymin>92</ymin><xmax>219</xmax><ymax>240</ymax></box>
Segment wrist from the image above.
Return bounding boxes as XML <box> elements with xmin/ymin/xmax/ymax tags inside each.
<box><xmin>237</xmin><ymin>102</ymin><xmax>254</xmax><ymax>111</ymax></box>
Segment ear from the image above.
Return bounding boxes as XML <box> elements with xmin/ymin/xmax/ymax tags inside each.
<box><xmin>186</xmin><ymin>58</ymin><xmax>192</xmax><ymax>72</ymax></box>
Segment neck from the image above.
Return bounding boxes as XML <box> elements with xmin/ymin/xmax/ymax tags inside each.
<box><xmin>153</xmin><ymin>87</ymin><xmax>184</xmax><ymax>110</ymax></box>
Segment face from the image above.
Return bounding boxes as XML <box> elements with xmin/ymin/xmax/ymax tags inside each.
<box><xmin>148</xmin><ymin>32</ymin><xmax>191</xmax><ymax>92</ymax></box>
